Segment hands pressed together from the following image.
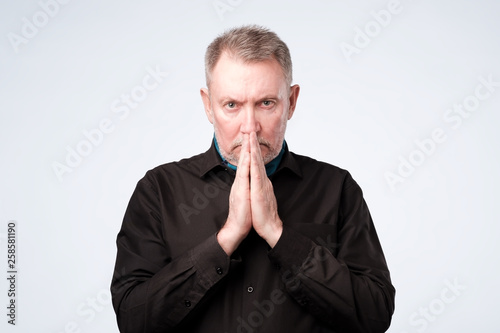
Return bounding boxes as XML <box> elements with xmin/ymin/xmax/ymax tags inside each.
<box><xmin>217</xmin><ymin>132</ymin><xmax>283</xmax><ymax>255</ymax></box>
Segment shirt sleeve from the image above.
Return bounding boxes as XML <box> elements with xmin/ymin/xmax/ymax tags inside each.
<box><xmin>268</xmin><ymin>172</ymin><xmax>395</xmax><ymax>333</ymax></box>
<box><xmin>110</xmin><ymin>173</ymin><xmax>231</xmax><ymax>333</ymax></box>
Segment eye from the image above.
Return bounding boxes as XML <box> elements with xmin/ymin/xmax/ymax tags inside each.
<box><xmin>261</xmin><ymin>100</ymin><xmax>275</xmax><ymax>107</ymax></box>
<box><xmin>226</xmin><ymin>102</ymin><xmax>236</xmax><ymax>109</ymax></box>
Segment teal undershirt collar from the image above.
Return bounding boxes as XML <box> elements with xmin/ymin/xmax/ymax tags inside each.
<box><xmin>213</xmin><ymin>135</ymin><xmax>285</xmax><ymax>176</ymax></box>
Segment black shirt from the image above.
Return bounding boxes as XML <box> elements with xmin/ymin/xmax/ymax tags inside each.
<box><xmin>111</xmin><ymin>141</ymin><xmax>395</xmax><ymax>333</ymax></box>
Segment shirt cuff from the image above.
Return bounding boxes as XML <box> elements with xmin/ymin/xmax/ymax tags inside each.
<box><xmin>191</xmin><ymin>233</ymin><xmax>231</xmax><ymax>288</ymax></box>
<box><xmin>166</xmin><ymin>233</ymin><xmax>230</xmax><ymax>325</ymax></box>
<box><xmin>268</xmin><ymin>226</ymin><xmax>315</xmax><ymax>270</ymax></box>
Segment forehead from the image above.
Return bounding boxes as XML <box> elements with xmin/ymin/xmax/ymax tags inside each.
<box><xmin>210</xmin><ymin>53</ymin><xmax>287</xmax><ymax>98</ymax></box>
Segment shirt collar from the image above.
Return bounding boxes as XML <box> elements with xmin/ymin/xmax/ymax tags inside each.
<box><xmin>198</xmin><ymin>139</ymin><xmax>302</xmax><ymax>179</ymax></box>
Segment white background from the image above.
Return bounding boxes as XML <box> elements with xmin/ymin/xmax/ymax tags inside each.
<box><xmin>1</xmin><ymin>0</ymin><xmax>499</xmax><ymax>332</ymax></box>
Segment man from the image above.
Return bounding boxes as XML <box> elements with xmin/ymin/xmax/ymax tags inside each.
<box><xmin>111</xmin><ymin>25</ymin><xmax>395</xmax><ymax>332</ymax></box>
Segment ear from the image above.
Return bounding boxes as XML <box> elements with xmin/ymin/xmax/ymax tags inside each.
<box><xmin>287</xmin><ymin>84</ymin><xmax>300</xmax><ymax>120</ymax></box>
<box><xmin>200</xmin><ymin>88</ymin><xmax>213</xmax><ymax>124</ymax></box>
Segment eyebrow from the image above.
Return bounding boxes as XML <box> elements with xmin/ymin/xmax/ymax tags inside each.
<box><xmin>257</xmin><ymin>95</ymin><xmax>279</xmax><ymax>101</ymax></box>
<box><xmin>218</xmin><ymin>94</ymin><xmax>280</xmax><ymax>103</ymax></box>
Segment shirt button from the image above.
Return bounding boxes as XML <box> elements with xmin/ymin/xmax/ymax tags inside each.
<box><xmin>184</xmin><ymin>300</ymin><xmax>191</xmax><ymax>307</ymax></box>
<box><xmin>216</xmin><ymin>267</ymin><xmax>223</xmax><ymax>275</ymax></box>
<box><xmin>247</xmin><ymin>286</ymin><xmax>254</xmax><ymax>293</ymax></box>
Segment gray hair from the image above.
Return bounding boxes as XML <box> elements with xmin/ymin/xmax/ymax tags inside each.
<box><xmin>204</xmin><ymin>25</ymin><xmax>293</xmax><ymax>88</ymax></box>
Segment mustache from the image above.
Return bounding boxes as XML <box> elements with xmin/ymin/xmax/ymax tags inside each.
<box><xmin>230</xmin><ymin>137</ymin><xmax>271</xmax><ymax>150</ymax></box>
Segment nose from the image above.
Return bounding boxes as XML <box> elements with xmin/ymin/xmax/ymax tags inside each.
<box><xmin>240</xmin><ymin>107</ymin><xmax>261</xmax><ymax>134</ymax></box>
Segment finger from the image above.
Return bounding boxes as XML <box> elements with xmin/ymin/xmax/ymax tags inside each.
<box><xmin>242</xmin><ymin>133</ymin><xmax>250</xmax><ymax>155</ymax></box>
<box><xmin>237</xmin><ymin>133</ymin><xmax>249</xmax><ymax>166</ymax></box>
<box><xmin>235</xmin><ymin>135</ymin><xmax>250</xmax><ymax>188</ymax></box>
<box><xmin>250</xmin><ymin>132</ymin><xmax>267</xmax><ymax>182</ymax></box>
